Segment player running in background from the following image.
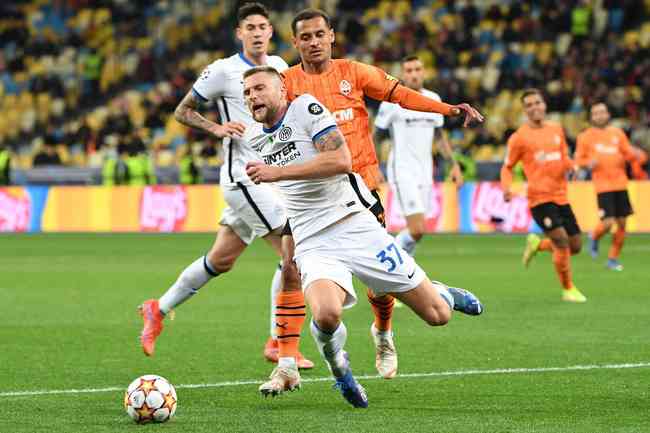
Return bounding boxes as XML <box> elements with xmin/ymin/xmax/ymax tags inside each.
<box><xmin>374</xmin><ymin>55</ymin><xmax>463</xmax><ymax>257</ymax></box>
<box><xmin>501</xmin><ymin>88</ymin><xmax>587</xmax><ymax>303</ymax></box>
<box><xmin>270</xmin><ymin>8</ymin><xmax>483</xmax><ymax>381</ymax></box>
<box><xmin>242</xmin><ymin>66</ymin><xmax>483</xmax><ymax>407</ymax></box>
<box><xmin>575</xmin><ymin>102</ymin><xmax>639</xmax><ymax>271</ymax></box>
<box><xmin>137</xmin><ymin>2</ymin><xmax>313</xmax><ymax>368</ymax></box>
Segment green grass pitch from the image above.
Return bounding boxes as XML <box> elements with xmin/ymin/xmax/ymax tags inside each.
<box><xmin>1</xmin><ymin>233</ymin><xmax>648</xmax><ymax>433</ymax></box>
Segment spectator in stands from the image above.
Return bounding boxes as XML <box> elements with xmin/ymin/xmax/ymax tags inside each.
<box><xmin>102</xmin><ymin>143</ymin><xmax>129</xmax><ymax>186</ymax></box>
<box><xmin>33</xmin><ymin>142</ymin><xmax>62</xmax><ymax>166</ymax></box>
<box><xmin>124</xmin><ymin>142</ymin><xmax>156</xmax><ymax>186</ymax></box>
<box><xmin>177</xmin><ymin>144</ymin><xmax>202</xmax><ymax>185</ymax></box>
<box><xmin>0</xmin><ymin>142</ymin><xmax>11</xmax><ymax>185</ymax></box>
<box><xmin>81</xmin><ymin>49</ymin><xmax>102</xmax><ymax>104</ymax></box>
<box><xmin>571</xmin><ymin>0</ymin><xmax>593</xmax><ymax>47</ymax></box>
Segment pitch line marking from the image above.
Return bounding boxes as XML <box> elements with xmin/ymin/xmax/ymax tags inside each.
<box><xmin>1</xmin><ymin>361</ymin><xmax>649</xmax><ymax>398</ymax></box>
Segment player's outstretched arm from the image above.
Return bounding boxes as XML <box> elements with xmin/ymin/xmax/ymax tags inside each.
<box><xmin>174</xmin><ymin>90</ymin><xmax>246</xmax><ymax>138</ymax></box>
<box><xmin>246</xmin><ymin>127</ymin><xmax>352</xmax><ymax>184</ymax></box>
<box><xmin>388</xmin><ymin>85</ymin><xmax>484</xmax><ymax>127</ymax></box>
<box><xmin>357</xmin><ymin>62</ymin><xmax>483</xmax><ymax>126</ymax></box>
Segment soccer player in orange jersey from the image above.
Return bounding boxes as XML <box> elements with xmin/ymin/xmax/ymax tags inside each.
<box><xmin>267</xmin><ymin>8</ymin><xmax>484</xmax><ymax>382</ymax></box>
<box><xmin>501</xmin><ymin>88</ymin><xmax>586</xmax><ymax>303</ymax></box>
<box><xmin>575</xmin><ymin>102</ymin><xmax>639</xmax><ymax>271</ymax></box>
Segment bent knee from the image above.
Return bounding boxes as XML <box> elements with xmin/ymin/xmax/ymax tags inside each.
<box><xmin>312</xmin><ymin>308</ymin><xmax>342</xmax><ymax>331</ymax></box>
<box><xmin>411</xmin><ymin>231</ymin><xmax>424</xmax><ymax>242</ymax></box>
<box><xmin>424</xmin><ymin>306</ymin><xmax>451</xmax><ymax>327</ymax></box>
<box><xmin>206</xmin><ymin>252</ymin><xmax>236</xmax><ymax>274</ymax></box>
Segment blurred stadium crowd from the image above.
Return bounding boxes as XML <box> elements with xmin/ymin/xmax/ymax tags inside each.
<box><xmin>0</xmin><ymin>0</ymin><xmax>649</xmax><ymax>183</ymax></box>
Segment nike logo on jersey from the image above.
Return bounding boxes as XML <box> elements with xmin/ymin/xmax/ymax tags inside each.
<box><xmin>407</xmin><ymin>269</ymin><xmax>415</xmax><ymax>279</ymax></box>
<box><xmin>276</xmin><ymin>322</ymin><xmax>288</xmax><ymax>329</ymax></box>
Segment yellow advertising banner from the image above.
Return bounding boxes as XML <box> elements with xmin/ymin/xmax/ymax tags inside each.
<box><xmin>41</xmin><ymin>186</ymin><xmax>221</xmax><ymax>232</ymax></box>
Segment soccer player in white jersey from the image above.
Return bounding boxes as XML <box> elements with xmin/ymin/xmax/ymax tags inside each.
<box><xmin>242</xmin><ymin>66</ymin><xmax>483</xmax><ymax>408</ymax></box>
<box><xmin>137</xmin><ymin>2</ymin><xmax>313</xmax><ymax>369</ymax></box>
<box><xmin>375</xmin><ymin>56</ymin><xmax>463</xmax><ymax>256</ymax></box>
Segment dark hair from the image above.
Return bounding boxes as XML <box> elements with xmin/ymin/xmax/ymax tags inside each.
<box><xmin>590</xmin><ymin>101</ymin><xmax>608</xmax><ymax>111</ymax></box>
<box><xmin>242</xmin><ymin>65</ymin><xmax>282</xmax><ymax>81</ymax></box>
<box><xmin>291</xmin><ymin>8</ymin><xmax>331</xmax><ymax>35</ymax></box>
<box><xmin>402</xmin><ymin>55</ymin><xmax>420</xmax><ymax>63</ymax></box>
<box><xmin>237</xmin><ymin>2</ymin><xmax>269</xmax><ymax>24</ymax></box>
<box><xmin>520</xmin><ymin>88</ymin><xmax>544</xmax><ymax>103</ymax></box>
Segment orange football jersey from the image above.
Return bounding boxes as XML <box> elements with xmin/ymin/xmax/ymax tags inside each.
<box><xmin>283</xmin><ymin>59</ymin><xmax>401</xmax><ymax>190</ymax></box>
<box><xmin>501</xmin><ymin>122</ymin><xmax>574</xmax><ymax>208</ymax></box>
<box><xmin>575</xmin><ymin>126</ymin><xmax>636</xmax><ymax>193</ymax></box>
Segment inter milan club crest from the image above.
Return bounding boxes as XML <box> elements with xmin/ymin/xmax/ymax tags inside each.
<box><xmin>308</xmin><ymin>103</ymin><xmax>324</xmax><ymax>115</ymax></box>
<box><xmin>278</xmin><ymin>126</ymin><xmax>292</xmax><ymax>141</ymax></box>
<box><xmin>339</xmin><ymin>79</ymin><xmax>352</xmax><ymax>96</ymax></box>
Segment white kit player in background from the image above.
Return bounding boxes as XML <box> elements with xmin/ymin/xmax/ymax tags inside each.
<box><xmin>375</xmin><ymin>55</ymin><xmax>463</xmax><ymax>256</ymax></box>
<box><xmin>137</xmin><ymin>2</ymin><xmax>313</xmax><ymax>369</ymax></box>
<box><xmin>242</xmin><ymin>66</ymin><xmax>483</xmax><ymax>409</ymax></box>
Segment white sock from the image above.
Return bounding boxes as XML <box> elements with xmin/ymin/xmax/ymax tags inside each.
<box><xmin>278</xmin><ymin>356</ymin><xmax>297</xmax><ymax>369</ymax></box>
<box><xmin>159</xmin><ymin>255</ymin><xmax>218</xmax><ymax>314</ymax></box>
<box><xmin>310</xmin><ymin>320</ymin><xmax>348</xmax><ymax>378</ymax></box>
<box><xmin>396</xmin><ymin>229</ymin><xmax>417</xmax><ymax>256</ymax></box>
<box><xmin>433</xmin><ymin>281</ymin><xmax>454</xmax><ymax>311</ymax></box>
<box><xmin>269</xmin><ymin>263</ymin><xmax>282</xmax><ymax>339</ymax></box>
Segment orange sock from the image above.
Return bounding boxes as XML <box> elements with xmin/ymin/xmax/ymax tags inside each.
<box><xmin>592</xmin><ymin>221</ymin><xmax>608</xmax><ymax>241</ymax></box>
<box><xmin>608</xmin><ymin>228</ymin><xmax>625</xmax><ymax>260</ymax></box>
<box><xmin>274</xmin><ymin>291</ymin><xmax>306</xmax><ymax>359</ymax></box>
<box><xmin>552</xmin><ymin>246</ymin><xmax>573</xmax><ymax>290</ymax></box>
<box><xmin>367</xmin><ymin>288</ymin><xmax>394</xmax><ymax>332</ymax></box>
<box><xmin>538</xmin><ymin>239</ymin><xmax>553</xmax><ymax>251</ymax></box>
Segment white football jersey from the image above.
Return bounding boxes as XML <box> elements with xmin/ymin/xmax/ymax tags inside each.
<box><xmin>245</xmin><ymin>94</ymin><xmax>371</xmax><ymax>244</ymax></box>
<box><xmin>192</xmin><ymin>52</ymin><xmax>288</xmax><ymax>186</ymax></box>
<box><xmin>375</xmin><ymin>88</ymin><xmax>444</xmax><ymax>184</ymax></box>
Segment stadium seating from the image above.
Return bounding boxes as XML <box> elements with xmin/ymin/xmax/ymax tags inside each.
<box><xmin>0</xmin><ymin>0</ymin><xmax>648</xmax><ymax>176</ymax></box>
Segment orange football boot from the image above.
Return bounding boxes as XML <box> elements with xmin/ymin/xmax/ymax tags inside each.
<box><xmin>138</xmin><ymin>299</ymin><xmax>164</xmax><ymax>356</ymax></box>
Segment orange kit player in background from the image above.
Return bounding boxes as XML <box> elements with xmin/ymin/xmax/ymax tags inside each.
<box><xmin>267</xmin><ymin>7</ymin><xmax>483</xmax><ymax>384</ymax></box>
<box><xmin>501</xmin><ymin>88</ymin><xmax>587</xmax><ymax>303</ymax></box>
<box><xmin>575</xmin><ymin>102</ymin><xmax>640</xmax><ymax>271</ymax></box>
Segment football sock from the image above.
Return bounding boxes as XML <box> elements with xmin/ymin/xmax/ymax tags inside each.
<box><xmin>367</xmin><ymin>289</ymin><xmax>394</xmax><ymax>332</ymax></box>
<box><xmin>269</xmin><ymin>263</ymin><xmax>282</xmax><ymax>339</ymax></box>
<box><xmin>608</xmin><ymin>228</ymin><xmax>625</xmax><ymax>260</ymax></box>
<box><xmin>159</xmin><ymin>255</ymin><xmax>217</xmax><ymax>314</ymax></box>
<box><xmin>278</xmin><ymin>356</ymin><xmax>297</xmax><ymax>369</ymax></box>
<box><xmin>396</xmin><ymin>229</ymin><xmax>417</xmax><ymax>256</ymax></box>
<box><xmin>551</xmin><ymin>246</ymin><xmax>573</xmax><ymax>290</ymax></box>
<box><xmin>538</xmin><ymin>238</ymin><xmax>553</xmax><ymax>252</ymax></box>
<box><xmin>275</xmin><ymin>291</ymin><xmax>306</xmax><ymax>360</ymax></box>
<box><xmin>592</xmin><ymin>221</ymin><xmax>608</xmax><ymax>241</ymax></box>
<box><xmin>435</xmin><ymin>283</ymin><xmax>455</xmax><ymax>311</ymax></box>
<box><xmin>310</xmin><ymin>320</ymin><xmax>348</xmax><ymax>378</ymax></box>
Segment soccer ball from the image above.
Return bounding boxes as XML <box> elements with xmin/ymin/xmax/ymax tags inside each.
<box><xmin>124</xmin><ymin>374</ymin><xmax>177</xmax><ymax>424</ymax></box>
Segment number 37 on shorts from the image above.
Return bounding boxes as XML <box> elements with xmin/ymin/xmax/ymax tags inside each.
<box><xmin>376</xmin><ymin>242</ymin><xmax>405</xmax><ymax>272</ymax></box>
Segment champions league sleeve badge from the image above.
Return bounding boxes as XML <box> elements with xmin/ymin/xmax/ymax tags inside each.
<box><xmin>308</xmin><ymin>103</ymin><xmax>324</xmax><ymax>115</ymax></box>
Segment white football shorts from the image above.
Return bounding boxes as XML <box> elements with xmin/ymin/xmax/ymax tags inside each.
<box><xmin>294</xmin><ymin>210</ymin><xmax>426</xmax><ymax>308</ymax></box>
<box><xmin>390</xmin><ymin>177</ymin><xmax>432</xmax><ymax>217</ymax></box>
<box><xmin>220</xmin><ymin>182</ymin><xmax>286</xmax><ymax>244</ymax></box>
